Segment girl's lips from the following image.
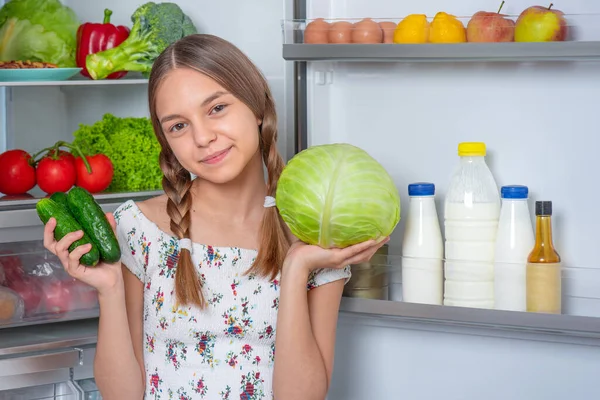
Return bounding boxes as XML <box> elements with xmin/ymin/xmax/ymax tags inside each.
<box><xmin>202</xmin><ymin>147</ymin><xmax>231</xmax><ymax>165</ymax></box>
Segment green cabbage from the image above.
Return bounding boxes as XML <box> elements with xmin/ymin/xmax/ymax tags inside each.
<box><xmin>0</xmin><ymin>0</ymin><xmax>80</xmax><ymax>67</ymax></box>
<box><xmin>276</xmin><ymin>143</ymin><xmax>401</xmax><ymax>248</ymax></box>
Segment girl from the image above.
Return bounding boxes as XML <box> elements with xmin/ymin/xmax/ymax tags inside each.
<box><xmin>43</xmin><ymin>34</ymin><xmax>387</xmax><ymax>400</ymax></box>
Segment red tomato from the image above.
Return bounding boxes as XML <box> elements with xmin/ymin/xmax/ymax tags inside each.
<box><xmin>75</xmin><ymin>154</ymin><xmax>114</xmax><ymax>193</ymax></box>
<box><xmin>47</xmin><ymin>149</ymin><xmax>75</xmax><ymax>165</ymax></box>
<box><xmin>36</xmin><ymin>153</ymin><xmax>77</xmax><ymax>194</ymax></box>
<box><xmin>0</xmin><ymin>149</ymin><xmax>36</xmax><ymax>195</ymax></box>
<box><xmin>42</xmin><ymin>279</ymin><xmax>74</xmax><ymax>314</ymax></box>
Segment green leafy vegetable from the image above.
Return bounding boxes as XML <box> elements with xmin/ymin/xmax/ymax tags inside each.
<box><xmin>276</xmin><ymin>143</ymin><xmax>401</xmax><ymax>248</ymax></box>
<box><xmin>86</xmin><ymin>2</ymin><xmax>198</xmax><ymax>80</ymax></box>
<box><xmin>72</xmin><ymin>114</ymin><xmax>163</xmax><ymax>193</ymax></box>
<box><xmin>0</xmin><ymin>0</ymin><xmax>80</xmax><ymax>67</ymax></box>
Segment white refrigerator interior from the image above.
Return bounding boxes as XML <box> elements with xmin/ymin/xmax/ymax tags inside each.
<box><xmin>2</xmin><ymin>0</ymin><xmax>600</xmax><ymax>399</ymax></box>
<box><xmin>301</xmin><ymin>0</ymin><xmax>600</xmax><ymax>399</ymax></box>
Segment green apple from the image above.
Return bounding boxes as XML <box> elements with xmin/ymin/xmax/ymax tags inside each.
<box><xmin>515</xmin><ymin>3</ymin><xmax>568</xmax><ymax>42</ymax></box>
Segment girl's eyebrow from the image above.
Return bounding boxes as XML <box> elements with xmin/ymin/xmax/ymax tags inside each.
<box><xmin>159</xmin><ymin>91</ymin><xmax>230</xmax><ymax>124</ymax></box>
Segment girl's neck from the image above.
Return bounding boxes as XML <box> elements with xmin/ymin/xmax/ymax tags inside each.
<box><xmin>190</xmin><ymin>151</ymin><xmax>267</xmax><ymax>222</ymax></box>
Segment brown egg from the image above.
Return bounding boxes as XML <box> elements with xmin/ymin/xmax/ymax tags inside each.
<box><xmin>328</xmin><ymin>21</ymin><xmax>353</xmax><ymax>44</ymax></box>
<box><xmin>352</xmin><ymin>18</ymin><xmax>383</xmax><ymax>44</ymax></box>
<box><xmin>304</xmin><ymin>18</ymin><xmax>330</xmax><ymax>44</ymax></box>
<box><xmin>379</xmin><ymin>21</ymin><xmax>397</xmax><ymax>43</ymax></box>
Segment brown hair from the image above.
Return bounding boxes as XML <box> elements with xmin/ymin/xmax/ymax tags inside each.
<box><xmin>148</xmin><ymin>34</ymin><xmax>290</xmax><ymax>308</ymax></box>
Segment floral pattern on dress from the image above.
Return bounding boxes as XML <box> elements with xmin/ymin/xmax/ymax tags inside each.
<box><xmin>114</xmin><ymin>200</ymin><xmax>352</xmax><ymax>399</ymax></box>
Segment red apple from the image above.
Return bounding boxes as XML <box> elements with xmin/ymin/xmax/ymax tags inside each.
<box><xmin>467</xmin><ymin>1</ymin><xmax>515</xmax><ymax>42</ymax></box>
<box><xmin>515</xmin><ymin>3</ymin><xmax>568</xmax><ymax>42</ymax></box>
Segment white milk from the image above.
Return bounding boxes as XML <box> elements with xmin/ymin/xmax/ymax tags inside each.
<box><xmin>444</xmin><ymin>202</ymin><xmax>499</xmax><ymax>307</ymax></box>
<box><xmin>443</xmin><ymin>143</ymin><xmax>500</xmax><ymax>308</ymax></box>
<box><xmin>401</xmin><ymin>183</ymin><xmax>444</xmax><ymax>305</ymax></box>
<box><xmin>494</xmin><ymin>186</ymin><xmax>535</xmax><ymax>312</ymax></box>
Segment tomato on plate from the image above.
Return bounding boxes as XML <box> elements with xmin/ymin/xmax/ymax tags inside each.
<box><xmin>75</xmin><ymin>154</ymin><xmax>114</xmax><ymax>193</ymax></box>
<box><xmin>0</xmin><ymin>149</ymin><xmax>36</xmax><ymax>195</ymax></box>
<box><xmin>36</xmin><ymin>151</ymin><xmax>77</xmax><ymax>194</ymax></box>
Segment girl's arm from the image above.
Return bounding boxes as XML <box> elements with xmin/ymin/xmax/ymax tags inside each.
<box><xmin>94</xmin><ymin>266</ymin><xmax>146</xmax><ymax>399</ymax></box>
<box><xmin>273</xmin><ymin>267</ymin><xmax>345</xmax><ymax>400</ymax></box>
<box><xmin>273</xmin><ymin>238</ymin><xmax>387</xmax><ymax>400</ymax></box>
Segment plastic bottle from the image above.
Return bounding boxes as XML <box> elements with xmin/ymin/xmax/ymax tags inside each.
<box><xmin>526</xmin><ymin>201</ymin><xmax>562</xmax><ymax>314</ymax></box>
<box><xmin>401</xmin><ymin>183</ymin><xmax>444</xmax><ymax>305</ymax></box>
<box><xmin>443</xmin><ymin>142</ymin><xmax>500</xmax><ymax>309</ymax></box>
<box><xmin>493</xmin><ymin>185</ymin><xmax>535</xmax><ymax>311</ymax></box>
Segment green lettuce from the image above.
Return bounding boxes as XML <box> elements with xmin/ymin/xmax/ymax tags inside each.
<box><xmin>0</xmin><ymin>0</ymin><xmax>80</xmax><ymax>67</ymax></box>
<box><xmin>276</xmin><ymin>143</ymin><xmax>401</xmax><ymax>248</ymax></box>
<box><xmin>72</xmin><ymin>114</ymin><xmax>163</xmax><ymax>193</ymax></box>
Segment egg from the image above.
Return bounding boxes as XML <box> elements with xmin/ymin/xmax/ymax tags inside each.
<box><xmin>304</xmin><ymin>18</ymin><xmax>330</xmax><ymax>44</ymax></box>
<box><xmin>352</xmin><ymin>18</ymin><xmax>383</xmax><ymax>44</ymax></box>
<box><xmin>328</xmin><ymin>21</ymin><xmax>353</xmax><ymax>44</ymax></box>
<box><xmin>379</xmin><ymin>21</ymin><xmax>397</xmax><ymax>43</ymax></box>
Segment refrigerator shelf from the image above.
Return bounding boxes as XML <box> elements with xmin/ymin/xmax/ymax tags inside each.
<box><xmin>0</xmin><ymin>190</ymin><xmax>163</xmax><ymax>244</ymax></box>
<box><xmin>282</xmin><ymin>42</ymin><xmax>600</xmax><ymax>63</ymax></box>
<box><xmin>0</xmin><ymin>190</ymin><xmax>163</xmax><ymax>212</ymax></box>
<box><xmin>0</xmin><ymin>78</ymin><xmax>148</xmax><ymax>88</ymax></box>
<box><xmin>340</xmin><ymin>297</ymin><xmax>600</xmax><ymax>341</ymax></box>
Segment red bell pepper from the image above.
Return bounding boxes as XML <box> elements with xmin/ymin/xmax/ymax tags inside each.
<box><xmin>76</xmin><ymin>9</ymin><xmax>130</xmax><ymax>79</ymax></box>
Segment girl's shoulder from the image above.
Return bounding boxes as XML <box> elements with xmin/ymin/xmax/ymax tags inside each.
<box><xmin>113</xmin><ymin>195</ymin><xmax>167</xmax><ymax>232</ymax></box>
<box><xmin>113</xmin><ymin>195</ymin><xmax>168</xmax><ymax>282</ymax></box>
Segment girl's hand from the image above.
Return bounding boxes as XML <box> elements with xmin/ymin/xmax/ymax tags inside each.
<box><xmin>283</xmin><ymin>236</ymin><xmax>390</xmax><ymax>275</ymax></box>
<box><xmin>43</xmin><ymin>213</ymin><xmax>124</xmax><ymax>297</ymax></box>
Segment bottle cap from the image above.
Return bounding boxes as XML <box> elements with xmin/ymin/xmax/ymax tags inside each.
<box><xmin>501</xmin><ymin>185</ymin><xmax>529</xmax><ymax>199</ymax></box>
<box><xmin>408</xmin><ymin>182</ymin><xmax>435</xmax><ymax>196</ymax></box>
<box><xmin>536</xmin><ymin>201</ymin><xmax>552</xmax><ymax>216</ymax></box>
<box><xmin>458</xmin><ymin>142</ymin><xmax>486</xmax><ymax>157</ymax></box>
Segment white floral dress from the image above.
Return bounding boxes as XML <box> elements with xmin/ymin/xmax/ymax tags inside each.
<box><xmin>113</xmin><ymin>200</ymin><xmax>351</xmax><ymax>400</ymax></box>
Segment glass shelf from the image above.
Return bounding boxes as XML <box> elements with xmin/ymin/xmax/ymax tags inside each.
<box><xmin>283</xmin><ymin>42</ymin><xmax>600</xmax><ymax>62</ymax></box>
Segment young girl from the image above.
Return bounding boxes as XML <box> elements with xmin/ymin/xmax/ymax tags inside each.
<box><xmin>43</xmin><ymin>34</ymin><xmax>387</xmax><ymax>400</ymax></box>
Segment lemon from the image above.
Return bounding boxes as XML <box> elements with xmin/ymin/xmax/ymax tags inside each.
<box><xmin>429</xmin><ymin>12</ymin><xmax>466</xmax><ymax>43</ymax></box>
<box><xmin>393</xmin><ymin>14</ymin><xmax>430</xmax><ymax>44</ymax></box>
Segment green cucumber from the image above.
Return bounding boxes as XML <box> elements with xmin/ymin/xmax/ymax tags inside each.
<box><xmin>50</xmin><ymin>192</ymin><xmax>69</xmax><ymax>210</ymax></box>
<box><xmin>36</xmin><ymin>198</ymin><xmax>100</xmax><ymax>267</ymax></box>
<box><xmin>67</xmin><ymin>187</ymin><xmax>121</xmax><ymax>263</ymax></box>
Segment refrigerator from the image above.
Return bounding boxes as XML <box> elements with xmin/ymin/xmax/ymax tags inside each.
<box><xmin>2</xmin><ymin>0</ymin><xmax>600</xmax><ymax>399</ymax></box>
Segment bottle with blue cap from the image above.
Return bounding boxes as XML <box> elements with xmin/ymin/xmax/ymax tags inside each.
<box><xmin>401</xmin><ymin>182</ymin><xmax>444</xmax><ymax>305</ymax></box>
<box><xmin>493</xmin><ymin>185</ymin><xmax>535</xmax><ymax>312</ymax></box>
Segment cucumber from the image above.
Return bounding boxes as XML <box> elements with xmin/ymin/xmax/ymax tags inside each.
<box><xmin>67</xmin><ymin>187</ymin><xmax>121</xmax><ymax>263</ymax></box>
<box><xmin>50</xmin><ymin>192</ymin><xmax>69</xmax><ymax>210</ymax></box>
<box><xmin>36</xmin><ymin>198</ymin><xmax>100</xmax><ymax>267</ymax></box>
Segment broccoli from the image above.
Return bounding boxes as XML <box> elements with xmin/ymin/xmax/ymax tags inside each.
<box><xmin>85</xmin><ymin>2</ymin><xmax>198</xmax><ymax>80</ymax></box>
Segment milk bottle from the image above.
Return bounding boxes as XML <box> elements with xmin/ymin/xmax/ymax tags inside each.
<box><xmin>494</xmin><ymin>185</ymin><xmax>535</xmax><ymax>312</ymax></box>
<box><xmin>401</xmin><ymin>183</ymin><xmax>444</xmax><ymax>305</ymax></box>
<box><xmin>444</xmin><ymin>142</ymin><xmax>500</xmax><ymax>309</ymax></box>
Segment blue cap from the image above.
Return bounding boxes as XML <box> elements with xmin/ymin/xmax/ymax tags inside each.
<box><xmin>408</xmin><ymin>182</ymin><xmax>435</xmax><ymax>196</ymax></box>
<box><xmin>501</xmin><ymin>185</ymin><xmax>529</xmax><ymax>199</ymax></box>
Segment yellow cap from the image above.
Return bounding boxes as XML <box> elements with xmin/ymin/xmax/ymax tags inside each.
<box><xmin>458</xmin><ymin>142</ymin><xmax>486</xmax><ymax>157</ymax></box>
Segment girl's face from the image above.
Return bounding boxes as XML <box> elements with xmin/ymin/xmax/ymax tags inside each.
<box><xmin>155</xmin><ymin>68</ymin><xmax>262</xmax><ymax>184</ymax></box>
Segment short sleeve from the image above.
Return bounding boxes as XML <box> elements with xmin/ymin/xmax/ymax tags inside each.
<box><xmin>306</xmin><ymin>265</ymin><xmax>352</xmax><ymax>291</ymax></box>
<box><xmin>113</xmin><ymin>200</ymin><xmax>148</xmax><ymax>283</ymax></box>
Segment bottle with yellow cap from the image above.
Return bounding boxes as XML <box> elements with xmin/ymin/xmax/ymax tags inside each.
<box><xmin>443</xmin><ymin>142</ymin><xmax>500</xmax><ymax>309</ymax></box>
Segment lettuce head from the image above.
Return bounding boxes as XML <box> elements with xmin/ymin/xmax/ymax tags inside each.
<box><xmin>275</xmin><ymin>143</ymin><xmax>401</xmax><ymax>248</ymax></box>
<box><xmin>0</xmin><ymin>0</ymin><xmax>80</xmax><ymax>67</ymax></box>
